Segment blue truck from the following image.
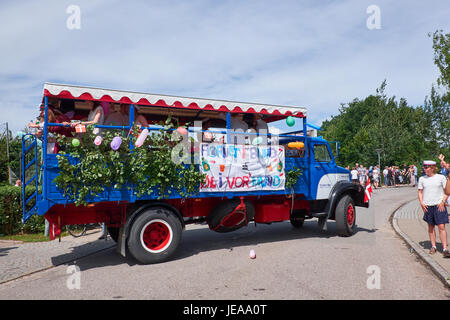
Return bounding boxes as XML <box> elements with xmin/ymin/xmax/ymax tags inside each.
<box><xmin>22</xmin><ymin>83</ymin><xmax>368</xmax><ymax>264</ymax></box>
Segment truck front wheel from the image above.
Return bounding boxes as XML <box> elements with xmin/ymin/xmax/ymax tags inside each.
<box><xmin>335</xmin><ymin>195</ymin><xmax>356</xmax><ymax>237</ymax></box>
<box><xmin>127</xmin><ymin>207</ymin><xmax>182</xmax><ymax>264</ymax></box>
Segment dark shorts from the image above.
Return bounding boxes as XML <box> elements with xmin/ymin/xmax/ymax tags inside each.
<box><xmin>423</xmin><ymin>205</ymin><xmax>449</xmax><ymax>226</ymax></box>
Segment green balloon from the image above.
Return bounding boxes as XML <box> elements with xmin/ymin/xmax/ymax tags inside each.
<box><xmin>72</xmin><ymin>138</ymin><xmax>80</xmax><ymax>147</ymax></box>
<box><xmin>286</xmin><ymin>116</ymin><xmax>295</xmax><ymax>127</ymax></box>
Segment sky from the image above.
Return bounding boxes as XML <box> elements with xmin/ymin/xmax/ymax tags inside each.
<box><xmin>0</xmin><ymin>0</ymin><xmax>449</xmax><ymax>135</ymax></box>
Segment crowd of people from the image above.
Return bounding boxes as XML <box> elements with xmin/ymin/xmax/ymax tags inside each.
<box><xmin>348</xmin><ymin>163</ymin><xmax>422</xmax><ymax>189</ymax></box>
<box><xmin>347</xmin><ymin>158</ymin><xmax>450</xmax><ymax>190</ymax></box>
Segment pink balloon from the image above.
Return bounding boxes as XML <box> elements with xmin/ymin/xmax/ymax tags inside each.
<box><xmin>110</xmin><ymin>136</ymin><xmax>122</xmax><ymax>151</ymax></box>
<box><xmin>135</xmin><ymin>129</ymin><xmax>149</xmax><ymax>147</ymax></box>
<box><xmin>176</xmin><ymin>126</ymin><xmax>188</xmax><ymax>135</ymax></box>
<box><xmin>94</xmin><ymin>136</ymin><xmax>103</xmax><ymax>146</ymax></box>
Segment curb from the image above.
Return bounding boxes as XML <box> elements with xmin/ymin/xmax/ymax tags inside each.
<box><xmin>390</xmin><ymin>200</ymin><xmax>450</xmax><ymax>288</ymax></box>
<box><xmin>0</xmin><ymin>240</ymin><xmax>24</xmax><ymax>245</ymax></box>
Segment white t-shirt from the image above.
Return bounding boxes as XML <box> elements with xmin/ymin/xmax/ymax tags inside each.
<box><xmin>373</xmin><ymin>169</ymin><xmax>379</xmax><ymax>179</ymax></box>
<box><xmin>417</xmin><ymin>174</ymin><xmax>447</xmax><ymax>206</ymax></box>
<box><xmin>383</xmin><ymin>169</ymin><xmax>388</xmax><ymax>176</ymax></box>
<box><xmin>351</xmin><ymin>169</ymin><xmax>358</xmax><ymax>180</ymax></box>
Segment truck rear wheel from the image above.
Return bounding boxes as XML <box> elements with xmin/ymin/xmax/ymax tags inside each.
<box><xmin>127</xmin><ymin>207</ymin><xmax>182</xmax><ymax>264</ymax></box>
<box><xmin>335</xmin><ymin>195</ymin><xmax>356</xmax><ymax>237</ymax></box>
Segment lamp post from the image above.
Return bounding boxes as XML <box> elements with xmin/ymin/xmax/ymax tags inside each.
<box><xmin>375</xmin><ymin>148</ymin><xmax>382</xmax><ymax>169</ymax></box>
<box><xmin>1</xmin><ymin>122</ymin><xmax>12</xmax><ymax>184</ymax></box>
<box><xmin>375</xmin><ymin>148</ymin><xmax>383</xmax><ymax>186</ymax></box>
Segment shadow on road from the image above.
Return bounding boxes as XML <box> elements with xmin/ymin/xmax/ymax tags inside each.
<box><xmin>0</xmin><ymin>246</ymin><xmax>18</xmax><ymax>257</ymax></box>
<box><xmin>49</xmin><ymin>219</ymin><xmax>376</xmax><ymax>271</ymax></box>
<box><xmin>50</xmin><ymin>240</ymin><xmax>133</xmax><ymax>271</ymax></box>
<box><xmin>172</xmin><ymin>219</ymin><xmax>376</xmax><ymax>262</ymax></box>
<box><xmin>419</xmin><ymin>240</ymin><xmax>444</xmax><ymax>253</ymax></box>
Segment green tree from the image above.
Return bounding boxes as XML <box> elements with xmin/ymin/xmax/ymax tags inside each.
<box><xmin>321</xmin><ymin>82</ymin><xmax>435</xmax><ymax>168</ymax></box>
<box><xmin>426</xmin><ymin>30</ymin><xmax>449</xmax><ymax>153</ymax></box>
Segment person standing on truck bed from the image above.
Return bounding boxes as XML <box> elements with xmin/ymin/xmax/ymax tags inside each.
<box><xmin>417</xmin><ymin>160</ymin><xmax>450</xmax><ymax>258</ymax></box>
<box><xmin>229</xmin><ymin>113</ymin><xmax>248</xmax><ymax>145</ymax></box>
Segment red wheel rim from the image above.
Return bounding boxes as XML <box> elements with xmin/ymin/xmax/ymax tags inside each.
<box><xmin>141</xmin><ymin>220</ymin><xmax>172</xmax><ymax>253</ymax></box>
<box><xmin>347</xmin><ymin>204</ymin><xmax>355</xmax><ymax>226</ymax></box>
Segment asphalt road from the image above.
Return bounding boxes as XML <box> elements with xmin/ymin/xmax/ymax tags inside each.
<box><xmin>0</xmin><ymin>187</ymin><xmax>449</xmax><ymax>300</ymax></box>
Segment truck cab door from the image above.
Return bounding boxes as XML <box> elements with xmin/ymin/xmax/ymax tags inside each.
<box><xmin>310</xmin><ymin>143</ymin><xmax>336</xmax><ymax>200</ymax></box>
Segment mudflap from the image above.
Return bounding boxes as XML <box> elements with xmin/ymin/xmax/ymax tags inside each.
<box><xmin>318</xmin><ymin>216</ymin><xmax>327</xmax><ymax>231</ymax></box>
<box><xmin>117</xmin><ymin>225</ymin><xmax>127</xmax><ymax>257</ymax></box>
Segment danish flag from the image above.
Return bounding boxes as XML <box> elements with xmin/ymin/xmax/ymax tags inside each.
<box><xmin>364</xmin><ymin>179</ymin><xmax>373</xmax><ymax>203</ymax></box>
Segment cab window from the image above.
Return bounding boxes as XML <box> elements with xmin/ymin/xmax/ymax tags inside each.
<box><xmin>314</xmin><ymin>144</ymin><xmax>331</xmax><ymax>162</ymax></box>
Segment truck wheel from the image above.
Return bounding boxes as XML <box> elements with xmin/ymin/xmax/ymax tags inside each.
<box><xmin>290</xmin><ymin>209</ymin><xmax>306</xmax><ymax>228</ymax></box>
<box><xmin>335</xmin><ymin>195</ymin><xmax>356</xmax><ymax>237</ymax></box>
<box><xmin>127</xmin><ymin>207</ymin><xmax>182</xmax><ymax>264</ymax></box>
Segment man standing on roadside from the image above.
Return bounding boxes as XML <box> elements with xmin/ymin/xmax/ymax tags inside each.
<box><xmin>413</xmin><ymin>164</ymin><xmax>418</xmax><ymax>186</ymax></box>
<box><xmin>383</xmin><ymin>166</ymin><xmax>389</xmax><ymax>187</ymax></box>
<box><xmin>418</xmin><ymin>160</ymin><xmax>449</xmax><ymax>258</ymax></box>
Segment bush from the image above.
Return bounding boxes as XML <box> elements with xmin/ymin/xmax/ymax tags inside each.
<box><xmin>0</xmin><ymin>185</ymin><xmax>45</xmax><ymax>236</ymax></box>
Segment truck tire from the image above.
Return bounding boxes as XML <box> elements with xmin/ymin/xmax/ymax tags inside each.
<box><xmin>127</xmin><ymin>207</ymin><xmax>182</xmax><ymax>264</ymax></box>
<box><xmin>335</xmin><ymin>195</ymin><xmax>356</xmax><ymax>237</ymax></box>
<box><xmin>207</xmin><ymin>199</ymin><xmax>255</xmax><ymax>233</ymax></box>
<box><xmin>290</xmin><ymin>209</ymin><xmax>306</xmax><ymax>228</ymax></box>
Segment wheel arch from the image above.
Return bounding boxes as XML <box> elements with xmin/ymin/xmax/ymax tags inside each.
<box><xmin>326</xmin><ymin>181</ymin><xmax>367</xmax><ymax>220</ymax></box>
<box><xmin>125</xmin><ymin>201</ymin><xmax>185</xmax><ymax>240</ymax></box>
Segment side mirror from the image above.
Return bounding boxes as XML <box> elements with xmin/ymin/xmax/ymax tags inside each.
<box><xmin>328</xmin><ymin>141</ymin><xmax>340</xmax><ymax>158</ymax></box>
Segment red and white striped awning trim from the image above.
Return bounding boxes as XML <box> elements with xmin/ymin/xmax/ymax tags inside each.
<box><xmin>43</xmin><ymin>83</ymin><xmax>306</xmax><ymax>117</ymax></box>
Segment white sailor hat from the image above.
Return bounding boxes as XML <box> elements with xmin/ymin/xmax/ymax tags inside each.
<box><xmin>423</xmin><ymin>160</ymin><xmax>436</xmax><ymax>166</ymax></box>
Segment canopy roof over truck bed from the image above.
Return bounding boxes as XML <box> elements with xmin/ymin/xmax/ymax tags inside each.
<box><xmin>43</xmin><ymin>83</ymin><xmax>307</xmax><ymax>118</ymax></box>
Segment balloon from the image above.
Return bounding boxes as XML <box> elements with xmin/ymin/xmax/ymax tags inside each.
<box><xmin>94</xmin><ymin>136</ymin><xmax>103</xmax><ymax>146</ymax></box>
<box><xmin>110</xmin><ymin>136</ymin><xmax>122</xmax><ymax>151</ymax></box>
<box><xmin>176</xmin><ymin>126</ymin><xmax>188</xmax><ymax>135</ymax></box>
<box><xmin>288</xmin><ymin>141</ymin><xmax>304</xmax><ymax>149</ymax></box>
<box><xmin>135</xmin><ymin>129</ymin><xmax>149</xmax><ymax>147</ymax></box>
<box><xmin>72</xmin><ymin>138</ymin><xmax>80</xmax><ymax>147</ymax></box>
<box><xmin>286</xmin><ymin>116</ymin><xmax>295</xmax><ymax>127</ymax></box>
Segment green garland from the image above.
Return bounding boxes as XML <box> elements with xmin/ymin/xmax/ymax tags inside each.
<box><xmin>53</xmin><ymin>117</ymin><xmax>205</xmax><ymax>206</ymax></box>
<box><xmin>285</xmin><ymin>167</ymin><xmax>302</xmax><ymax>189</ymax></box>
